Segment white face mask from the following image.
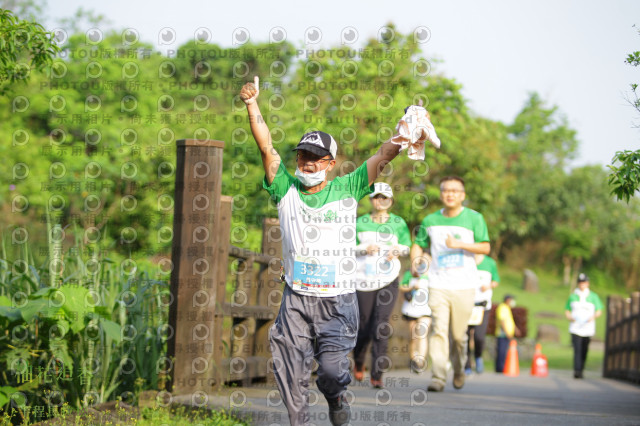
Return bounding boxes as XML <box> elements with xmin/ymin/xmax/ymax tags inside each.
<box><xmin>295</xmin><ymin>167</ymin><xmax>326</xmax><ymax>187</ymax></box>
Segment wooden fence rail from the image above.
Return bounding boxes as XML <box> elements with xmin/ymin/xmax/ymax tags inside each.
<box><xmin>603</xmin><ymin>292</ymin><xmax>640</xmax><ymax>384</ymax></box>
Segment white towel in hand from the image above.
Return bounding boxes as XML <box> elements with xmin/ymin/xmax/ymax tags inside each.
<box><xmin>391</xmin><ymin>105</ymin><xmax>441</xmax><ymax>160</ymax></box>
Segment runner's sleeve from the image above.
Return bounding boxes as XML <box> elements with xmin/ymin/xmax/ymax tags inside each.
<box><xmin>356</xmin><ymin>215</ymin><xmax>366</xmax><ymax>245</ymax></box>
<box><xmin>262</xmin><ymin>161</ymin><xmax>295</xmax><ymax>204</ymax></box>
<box><xmin>396</xmin><ymin>216</ymin><xmax>412</xmax><ymax>247</ymax></box>
<box><xmin>564</xmin><ymin>295</ymin><xmax>576</xmax><ymax>311</ymax></box>
<box><xmin>594</xmin><ymin>294</ymin><xmax>604</xmax><ymax>311</ymax></box>
<box><xmin>490</xmin><ymin>258</ymin><xmax>500</xmax><ymax>282</ymax></box>
<box><xmin>473</xmin><ymin>212</ymin><xmax>490</xmax><ymax>243</ymax></box>
<box><xmin>414</xmin><ymin>217</ymin><xmax>430</xmax><ymax>248</ymax></box>
<box><xmin>339</xmin><ymin>161</ymin><xmax>374</xmax><ymax>200</ymax></box>
<box><xmin>401</xmin><ymin>270</ymin><xmax>412</xmax><ymax>286</ymax></box>
<box><xmin>495</xmin><ymin>304</ymin><xmax>506</xmax><ymax>321</ymax></box>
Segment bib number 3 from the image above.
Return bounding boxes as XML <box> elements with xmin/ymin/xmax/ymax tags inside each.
<box><xmin>292</xmin><ymin>256</ymin><xmax>336</xmax><ymax>291</ymax></box>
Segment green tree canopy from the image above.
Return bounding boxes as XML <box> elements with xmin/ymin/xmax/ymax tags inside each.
<box><xmin>0</xmin><ymin>7</ymin><xmax>60</xmax><ymax>93</ymax></box>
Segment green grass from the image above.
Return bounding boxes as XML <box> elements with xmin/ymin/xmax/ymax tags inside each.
<box><xmin>0</xmin><ymin>403</ymin><xmax>249</xmax><ymax>426</ymax></box>
<box><xmin>487</xmin><ymin>261</ymin><xmax>626</xmax><ymax>373</ymax></box>
<box><xmin>138</xmin><ymin>405</ymin><xmax>248</xmax><ymax>425</ymax></box>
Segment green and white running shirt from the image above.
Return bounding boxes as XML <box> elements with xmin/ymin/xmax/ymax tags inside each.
<box><xmin>415</xmin><ymin>207</ymin><xmax>489</xmax><ymax>291</ymax></box>
<box><xmin>263</xmin><ymin>161</ymin><xmax>373</xmax><ymax>297</ymax></box>
<box><xmin>475</xmin><ymin>255</ymin><xmax>500</xmax><ymax>310</ymax></box>
<box><xmin>565</xmin><ymin>289</ymin><xmax>603</xmax><ymax>337</ymax></box>
<box><xmin>355</xmin><ymin>213</ymin><xmax>411</xmax><ymax>291</ymax></box>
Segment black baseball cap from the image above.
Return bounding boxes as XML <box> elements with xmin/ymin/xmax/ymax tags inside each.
<box><xmin>577</xmin><ymin>273</ymin><xmax>589</xmax><ymax>283</ymax></box>
<box><xmin>293</xmin><ymin>131</ymin><xmax>338</xmax><ymax>159</ymax></box>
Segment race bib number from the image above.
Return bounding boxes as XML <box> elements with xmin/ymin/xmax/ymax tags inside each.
<box><xmin>438</xmin><ymin>250</ymin><xmax>464</xmax><ymax>269</ymax></box>
<box><xmin>292</xmin><ymin>256</ymin><xmax>336</xmax><ymax>292</ymax></box>
<box><xmin>365</xmin><ymin>257</ymin><xmax>377</xmax><ymax>276</ymax></box>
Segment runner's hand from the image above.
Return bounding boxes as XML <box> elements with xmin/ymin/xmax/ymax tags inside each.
<box><xmin>366</xmin><ymin>244</ymin><xmax>380</xmax><ymax>256</ymax></box>
<box><xmin>386</xmin><ymin>246</ymin><xmax>401</xmax><ymax>261</ymax></box>
<box><xmin>445</xmin><ymin>234</ymin><xmax>462</xmax><ymax>249</ymax></box>
<box><xmin>240</xmin><ymin>76</ymin><xmax>260</xmax><ymax>105</ymax></box>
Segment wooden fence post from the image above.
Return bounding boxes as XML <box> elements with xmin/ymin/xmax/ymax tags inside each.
<box><xmin>167</xmin><ymin>139</ymin><xmax>227</xmax><ymax>395</ymax></box>
<box><xmin>256</xmin><ymin>218</ymin><xmax>283</xmax><ymax>384</ymax></box>
<box><xmin>604</xmin><ymin>293</ymin><xmax>640</xmax><ymax>383</ymax></box>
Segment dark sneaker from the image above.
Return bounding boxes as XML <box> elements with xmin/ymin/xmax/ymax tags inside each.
<box><xmin>328</xmin><ymin>394</ymin><xmax>351</xmax><ymax>426</ymax></box>
<box><xmin>574</xmin><ymin>371</ymin><xmax>583</xmax><ymax>379</ymax></box>
<box><xmin>427</xmin><ymin>381</ymin><xmax>444</xmax><ymax>392</ymax></box>
<box><xmin>453</xmin><ymin>372</ymin><xmax>465</xmax><ymax>389</ymax></box>
<box><xmin>410</xmin><ymin>357</ymin><xmax>425</xmax><ymax>374</ymax></box>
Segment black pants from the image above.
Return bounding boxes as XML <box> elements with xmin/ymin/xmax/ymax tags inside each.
<box><xmin>571</xmin><ymin>333</ymin><xmax>591</xmax><ymax>373</ymax></box>
<box><xmin>353</xmin><ymin>279</ymin><xmax>399</xmax><ymax>380</ymax></box>
<box><xmin>495</xmin><ymin>337</ymin><xmax>510</xmax><ymax>373</ymax></box>
<box><xmin>465</xmin><ymin>309</ymin><xmax>490</xmax><ymax>369</ymax></box>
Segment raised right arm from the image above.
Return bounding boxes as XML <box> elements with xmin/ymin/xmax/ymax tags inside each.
<box><xmin>240</xmin><ymin>76</ymin><xmax>281</xmax><ymax>185</ymax></box>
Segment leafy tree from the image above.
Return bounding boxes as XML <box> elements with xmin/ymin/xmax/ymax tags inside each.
<box><xmin>623</xmin><ymin>28</ymin><xmax>640</xmax><ymax>121</ymax></box>
<box><xmin>497</xmin><ymin>93</ymin><xmax>578</xmax><ymax>252</ymax></box>
<box><xmin>554</xmin><ymin>166</ymin><xmax>608</xmax><ymax>285</ymax></box>
<box><xmin>607</xmin><ymin>27</ymin><xmax>640</xmax><ymax>203</ymax></box>
<box><xmin>608</xmin><ymin>150</ymin><xmax>640</xmax><ymax>203</ymax></box>
<box><xmin>0</xmin><ymin>7</ymin><xmax>60</xmax><ymax>93</ymax></box>
<box><xmin>0</xmin><ymin>21</ymin><xmax>637</xmax><ymax>290</ymax></box>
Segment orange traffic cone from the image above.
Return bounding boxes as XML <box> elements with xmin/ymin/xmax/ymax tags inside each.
<box><xmin>503</xmin><ymin>339</ymin><xmax>520</xmax><ymax>377</ymax></box>
<box><xmin>531</xmin><ymin>343</ymin><xmax>549</xmax><ymax>377</ymax></box>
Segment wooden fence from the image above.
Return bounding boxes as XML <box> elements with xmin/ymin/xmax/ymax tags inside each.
<box><xmin>603</xmin><ymin>292</ymin><xmax>640</xmax><ymax>384</ymax></box>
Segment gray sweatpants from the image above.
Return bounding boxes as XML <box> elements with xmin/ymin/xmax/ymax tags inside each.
<box><xmin>269</xmin><ymin>284</ymin><xmax>358</xmax><ymax>426</ymax></box>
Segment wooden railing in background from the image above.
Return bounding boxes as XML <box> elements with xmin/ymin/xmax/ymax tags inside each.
<box><xmin>220</xmin><ymin>218</ymin><xmax>283</xmax><ymax>386</ymax></box>
<box><xmin>603</xmin><ymin>292</ymin><xmax>640</xmax><ymax>384</ymax></box>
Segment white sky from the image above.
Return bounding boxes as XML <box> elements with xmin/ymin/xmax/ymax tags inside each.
<box><xmin>42</xmin><ymin>0</ymin><xmax>640</xmax><ymax>167</ymax></box>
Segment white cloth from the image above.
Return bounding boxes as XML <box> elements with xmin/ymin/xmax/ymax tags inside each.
<box><xmin>474</xmin><ymin>269</ymin><xmax>493</xmax><ymax>310</ymax></box>
<box><xmin>391</xmin><ymin>105</ymin><xmax>441</xmax><ymax>160</ymax></box>
<box><xmin>401</xmin><ymin>276</ymin><xmax>432</xmax><ymax>318</ymax></box>
<box><xmin>568</xmin><ymin>288</ymin><xmax>597</xmax><ymax>337</ymax></box>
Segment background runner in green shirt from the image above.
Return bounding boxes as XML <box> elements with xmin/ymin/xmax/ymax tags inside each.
<box><xmin>465</xmin><ymin>254</ymin><xmax>500</xmax><ymax>375</ymax></box>
<box><xmin>410</xmin><ymin>176</ymin><xmax>490</xmax><ymax>393</ymax></box>
<box><xmin>399</xmin><ymin>270</ymin><xmax>432</xmax><ymax>374</ymax></box>
<box><xmin>353</xmin><ymin>183</ymin><xmax>411</xmax><ymax>388</ymax></box>
<box><xmin>564</xmin><ymin>273</ymin><xmax>603</xmax><ymax>379</ymax></box>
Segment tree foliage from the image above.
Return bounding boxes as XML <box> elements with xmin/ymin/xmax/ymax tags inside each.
<box><xmin>0</xmin><ymin>7</ymin><xmax>60</xmax><ymax>92</ymax></box>
<box><xmin>608</xmin><ymin>150</ymin><xmax>640</xmax><ymax>203</ymax></box>
<box><xmin>607</xmin><ymin>26</ymin><xmax>640</xmax><ymax>203</ymax></box>
<box><xmin>0</xmin><ymin>23</ymin><xmax>637</xmax><ymax>290</ymax></box>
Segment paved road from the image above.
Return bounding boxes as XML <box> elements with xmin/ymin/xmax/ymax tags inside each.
<box><xmin>175</xmin><ymin>369</ymin><xmax>640</xmax><ymax>425</ymax></box>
